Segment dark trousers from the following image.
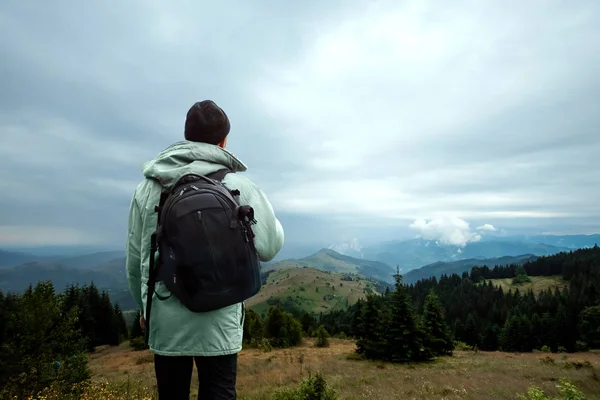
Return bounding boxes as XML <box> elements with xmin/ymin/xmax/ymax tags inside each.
<box><xmin>154</xmin><ymin>353</ymin><xmax>237</xmax><ymax>400</ymax></box>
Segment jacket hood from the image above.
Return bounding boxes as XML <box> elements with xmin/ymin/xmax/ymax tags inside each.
<box><xmin>142</xmin><ymin>140</ymin><xmax>247</xmax><ymax>188</ymax></box>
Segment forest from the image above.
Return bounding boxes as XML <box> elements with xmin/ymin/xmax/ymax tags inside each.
<box><xmin>0</xmin><ymin>282</ymin><xmax>128</xmax><ymax>398</ymax></box>
<box><xmin>319</xmin><ymin>246</ymin><xmax>600</xmax><ymax>355</ymax></box>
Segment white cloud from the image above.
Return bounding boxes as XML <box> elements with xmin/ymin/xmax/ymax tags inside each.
<box><xmin>409</xmin><ymin>217</ymin><xmax>482</xmax><ymax>247</ymax></box>
<box><xmin>476</xmin><ymin>224</ymin><xmax>497</xmax><ymax>232</ymax></box>
<box><xmin>0</xmin><ymin>0</ymin><xmax>599</xmax><ymax>247</ymax></box>
<box><xmin>253</xmin><ymin>0</ymin><xmax>600</xmax><ymax>231</ymax></box>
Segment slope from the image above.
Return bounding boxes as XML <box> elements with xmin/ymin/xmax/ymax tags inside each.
<box><xmin>265</xmin><ymin>248</ymin><xmax>396</xmax><ymax>283</ymax></box>
<box><xmin>484</xmin><ymin>275</ymin><xmax>568</xmax><ymax>296</ymax></box>
<box><xmin>403</xmin><ymin>254</ymin><xmax>538</xmax><ymax>284</ymax></box>
<box><xmin>246</xmin><ymin>267</ymin><xmax>385</xmax><ymax>317</ymax></box>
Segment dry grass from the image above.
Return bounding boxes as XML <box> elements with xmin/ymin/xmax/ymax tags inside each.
<box><xmin>89</xmin><ymin>340</ymin><xmax>600</xmax><ymax>399</ymax></box>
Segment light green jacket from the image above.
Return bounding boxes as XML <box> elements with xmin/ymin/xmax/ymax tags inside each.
<box><xmin>125</xmin><ymin>141</ymin><xmax>284</xmax><ymax>356</ymax></box>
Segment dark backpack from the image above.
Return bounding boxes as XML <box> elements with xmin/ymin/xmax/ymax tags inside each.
<box><xmin>144</xmin><ymin>169</ymin><xmax>261</xmax><ymax>343</ymax></box>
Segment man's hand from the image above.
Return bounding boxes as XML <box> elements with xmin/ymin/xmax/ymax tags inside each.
<box><xmin>140</xmin><ymin>315</ymin><xmax>146</xmax><ymax>330</ymax></box>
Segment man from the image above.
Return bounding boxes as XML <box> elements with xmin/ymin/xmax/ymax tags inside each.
<box><xmin>125</xmin><ymin>100</ymin><xmax>284</xmax><ymax>399</ymax></box>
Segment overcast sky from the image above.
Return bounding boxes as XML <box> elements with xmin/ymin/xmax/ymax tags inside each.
<box><xmin>0</xmin><ymin>0</ymin><xmax>599</xmax><ymax>254</ymax></box>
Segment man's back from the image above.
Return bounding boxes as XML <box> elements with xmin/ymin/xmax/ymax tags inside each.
<box><xmin>125</xmin><ymin>101</ymin><xmax>284</xmax><ymax>399</ymax></box>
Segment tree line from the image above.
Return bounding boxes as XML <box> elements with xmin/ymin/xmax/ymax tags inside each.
<box><xmin>318</xmin><ymin>245</ymin><xmax>600</xmax><ymax>355</ymax></box>
<box><xmin>0</xmin><ymin>281</ymin><xmax>128</xmax><ymax>398</ymax></box>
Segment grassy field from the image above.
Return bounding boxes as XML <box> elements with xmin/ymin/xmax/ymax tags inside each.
<box><xmin>485</xmin><ymin>275</ymin><xmax>568</xmax><ymax>295</ymax></box>
<box><xmin>89</xmin><ymin>339</ymin><xmax>600</xmax><ymax>399</ymax></box>
<box><xmin>246</xmin><ymin>267</ymin><xmax>380</xmax><ymax>317</ymax></box>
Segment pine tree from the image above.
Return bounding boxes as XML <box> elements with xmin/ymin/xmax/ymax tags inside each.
<box><xmin>422</xmin><ymin>290</ymin><xmax>453</xmax><ymax>356</ymax></box>
<box><xmin>355</xmin><ymin>294</ymin><xmax>380</xmax><ymax>358</ymax></box>
<box><xmin>350</xmin><ymin>298</ymin><xmax>364</xmax><ymax>339</ymax></box>
<box><xmin>113</xmin><ymin>303</ymin><xmax>128</xmax><ymax>342</ymax></box>
<box><xmin>579</xmin><ymin>304</ymin><xmax>600</xmax><ymax>349</ymax></box>
<box><xmin>385</xmin><ymin>268</ymin><xmax>427</xmax><ymax>362</ymax></box>
<box><xmin>500</xmin><ymin>314</ymin><xmax>522</xmax><ymax>352</ymax></box>
<box><xmin>130</xmin><ymin>310</ymin><xmax>144</xmax><ymax>340</ymax></box>
<box><xmin>464</xmin><ymin>313</ymin><xmax>479</xmax><ymax>347</ymax></box>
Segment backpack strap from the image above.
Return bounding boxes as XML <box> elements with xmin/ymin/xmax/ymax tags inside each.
<box><xmin>144</xmin><ymin>189</ymin><xmax>170</xmax><ymax>345</ymax></box>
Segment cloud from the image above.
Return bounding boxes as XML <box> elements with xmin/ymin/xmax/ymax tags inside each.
<box><xmin>476</xmin><ymin>224</ymin><xmax>497</xmax><ymax>232</ymax></box>
<box><xmin>0</xmin><ymin>0</ymin><xmax>599</xmax><ymax>248</ymax></box>
<box><xmin>410</xmin><ymin>217</ymin><xmax>482</xmax><ymax>247</ymax></box>
<box><xmin>0</xmin><ymin>226</ymin><xmax>105</xmax><ymax>246</ymax></box>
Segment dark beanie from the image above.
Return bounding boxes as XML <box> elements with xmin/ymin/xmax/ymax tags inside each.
<box><xmin>184</xmin><ymin>100</ymin><xmax>230</xmax><ymax>145</ymax></box>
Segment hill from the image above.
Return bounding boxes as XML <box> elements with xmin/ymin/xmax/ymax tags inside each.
<box><xmin>266</xmin><ymin>248</ymin><xmax>396</xmax><ymax>283</ymax></box>
<box><xmin>360</xmin><ymin>238</ymin><xmax>569</xmax><ymax>272</ymax></box>
<box><xmin>403</xmin><ymin>254</ymin><xmax>538</xmax><ymax>284</ymax></box>
<box><xmin>246</xmin><ymin>267</ymin><xmax>385</xmax><ymax>317</ymax></box>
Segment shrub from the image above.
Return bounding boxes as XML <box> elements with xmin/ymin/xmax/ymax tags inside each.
<box><xmin>540</xmin><ymin>345</ymin><xmax>552</xmax><ymax>353</ymax></box>
<box><xmin>272</xmin><ymin>372</ymin><xmax>338</xmax><ymax>400</ymax></box>
<box><xmin>130</xmin><ymin>337</ymin><xmax>148</xmax><ymax>351</ymax></box>
<box><xmin>315</xmin><ymin>326</ymin><xmax>330</xmax><ymax>348</ymax></box>
<box><xmin>453</xmin><ymin>341</ymin><xmax>473</xmax><ymax>351</ymax></box>
<box><xmin>517</xmin><ymin>378</ymin><xmax>585</xmax><ymax>400</ymax></box>
<box><xmin>512</xmin><ymin>274</ymin><xmax>532</xmax><ymax>285</ymax></box>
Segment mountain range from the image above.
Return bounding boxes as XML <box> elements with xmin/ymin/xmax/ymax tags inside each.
<box><xmin>401</xmin><ymin>254</ymin><xmax>539</xmax><ymax>284</ymax></box>
<box><xmin>334</xmin><ymin>234</ymin><xmax>600</xmax><ymax>272</ymax></box>
<box><xmin>0</xmin><ymin>234</ymin><xmax>597</xmax><ymax>311</ymax></box>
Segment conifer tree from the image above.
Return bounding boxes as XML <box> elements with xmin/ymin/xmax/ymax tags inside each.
<box><xmin>422</xmin><ymin>290</ymin><xmax>453</xmax><ymax>356</ymax></box>
<box><xmin>113</xmin><ymin>303</ymin><xmax>128</xmax><ymax>342</ymax></box>
<box><xmin>130</xmin><ymin>309</ymin><xmax>144</xmax><ymax>340</ymax></box>
<box><xmin>355</xmin><ymin>294</ymin><xmax>380</xmax><ymax>358</ymax></box>
<box><xmin>385</xmin><ymin>268</ymin><xmax>427</xmax><ymax>362</ymax></box>
<box><xmin>350</xmin><ymin>298</ymin><xmax>364</xmax><ymax>339</ymax></box>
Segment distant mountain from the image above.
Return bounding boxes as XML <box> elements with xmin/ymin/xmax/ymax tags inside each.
<box><xmin>0</xmin><ymin>249</ymin><xmax>45</xmax><ymax>268</ymax></box>
<box><xmin>266</xmin><ymin>248</ymin><xmax>396</xmax><ymax>283</ymax></box>
<box><xmin>359</xmin><ymin>238</ymin><xmax>569</xmax><ymax>272</ymax></box>
<box><xmin>505</xmin><ymin>234</ymin><xmax>600</xmax><ymax>249</ymax></box>
<box><xmin>56</xmin><ymin>251</ymin><xmax>125</xmax><ymax>269</ymax></box>
<box><xmin>0</xmin><ymin>259</ymin><xmax>126</xmax><ymax>293</ymax></box>
<box><xmin>246</xmin><ymin>267</ymin><xmax>387</xmax><ymax>317</ymax></box>
<box><xmin>328</xmin><ymin>238</ymin><xmax>364</xmax><ymax>259</ymax></box>
<box><xmin>402</xmin><ymin>254</ymin><xmax>539</xmax><ymax>284</ymax></box>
